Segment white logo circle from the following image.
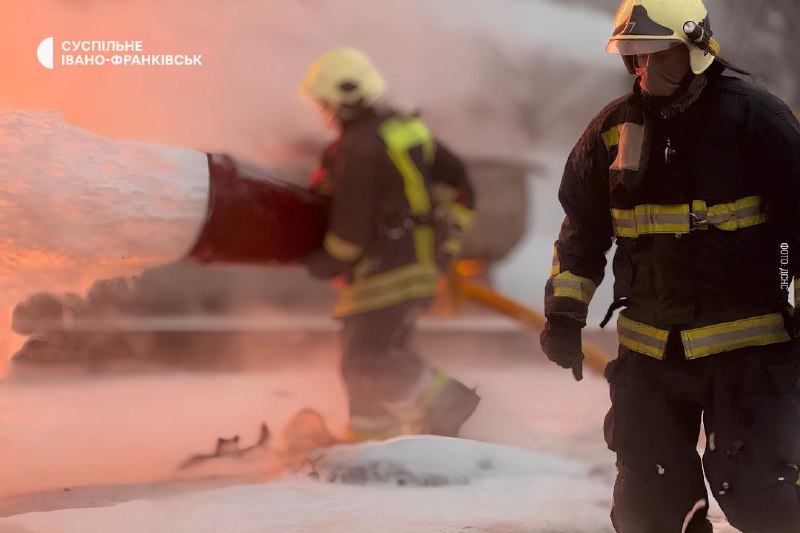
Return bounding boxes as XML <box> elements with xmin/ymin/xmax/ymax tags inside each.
<box><xmin>37</xmin><ymin>37</ymin><xmax>54</xmax><ymax>70</ymax></box>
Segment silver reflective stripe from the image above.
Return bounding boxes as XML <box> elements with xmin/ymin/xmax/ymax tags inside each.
<box><xmin>684</xmin><ymin>323</ymin><xmax>784</xmax><ymax>351</ymax></box>
<box><xmin>706</xmin><ymin>205</ymin><xmax>762</xmax><ymax>225</ymax></box>
<box><xmin>634</xmin><ymin>212</ymin><xmax>689</xmax><ymax>226</ymax></box>
<box><xmin>617</xmin><ymin>315</ymin><xmax>669</xmax><ymax>360</ymax></box>
<box><xmin>618</xmin><ymin>313</ymin><xmax>789</xmax><ymax>361</ymax></box>
<box><xmin>613</xmin><ymin>196</ymin><xmax>768</xmax><ymax>238</ymax></box>
<box><xmin>613</xmin><ymin>217</ymin><xmax>637</xmax><ymax>232</ymax></box>
<box><xmin>552</xmin><ymin>272</ymin><xmax>597</xmax><ymax>304</ymax></box>
<box><xmin>681</xmin><ymin>313</ymin><xmax>791</xmax><ymax>359</ymax></box>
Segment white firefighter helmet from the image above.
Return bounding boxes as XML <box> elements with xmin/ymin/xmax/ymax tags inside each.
<box><xmin>299</xmin><ymin>48</ymin><xmax>387</xmax><ymax>120</ymax></box>
<box><xmin>606</xmin><ymin>0</ymin><xmax>720</xmax><ymax>75</ymax></box>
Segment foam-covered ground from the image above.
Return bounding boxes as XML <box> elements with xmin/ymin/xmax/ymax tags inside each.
<box><xmin>0</xmin><ymin>346</ymin><xmax>737</xmax><ymax>532</ymax></box>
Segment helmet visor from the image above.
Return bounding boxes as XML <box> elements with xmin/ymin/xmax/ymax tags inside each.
<box><xmin>606</xmin><ymin>38</ymin><xmax>684</xmax><ymax>56</ymax></box>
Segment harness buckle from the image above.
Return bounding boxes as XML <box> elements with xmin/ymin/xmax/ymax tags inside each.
<box><xmin>377</xmin><ymin>211</ymin><xmax>424</xmax><ymax>240</ymax></box>
<box><xmin>689</xmin><ymin>212</ymin><xmax>708</xmax><ymax>232</ymax></box>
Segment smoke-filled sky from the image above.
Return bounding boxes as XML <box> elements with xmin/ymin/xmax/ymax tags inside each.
<box><xmin>0</xmin><ymin>0</ymin><xmax>620</xmax><ymax>167</ymax></box>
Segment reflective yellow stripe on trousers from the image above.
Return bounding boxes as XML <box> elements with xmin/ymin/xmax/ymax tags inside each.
<box><xmin>618</xmin><ymin>313</ymin><xmax>790</xmax><ymax>360</ymax></box>
<box><xmin>611</xmin><ymin>196</ymin><xmax>767</xmax><ymax>238</ymax></box>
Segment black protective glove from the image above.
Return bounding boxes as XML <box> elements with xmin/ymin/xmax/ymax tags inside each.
<box><xmin>303</xmin><ymin>248</ymin><xmax>346</xmax><ymax>280</ymax></box>
<box><xmin>539</xmin><ymin>320</ymin><xmax>584</xmax><ymax>381</ymax></box>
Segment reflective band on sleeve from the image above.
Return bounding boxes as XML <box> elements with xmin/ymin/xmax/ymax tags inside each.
<box><xmin>552</xmin><ymin>271</ymin><xmax>597</xmax><ymax>305</ymax></box>
<box><xmin>550</xmin><ymin>245</ymin><xmax>561</xmax><ymax>277</ymax></box>
<box><xmin>449</xmin><ymin>203</ymin><xmax>476</xmax><ymax>230</ymax></box>
<box><xmin>443</xmin><ymin>237</ymin><xmax>462</xmax><ymax>256</ymax></box>
<box><xmin>617</xmin><ymin>315</ymin><xmax>669</xmax><ymax>360</ymax></box>
<box><xmin>681</xmin><ymin>313</ymin><xmax>791</xmax><ymax>360</ymax></box>
<box><xmin>611</xmin><ymin>196</ymin><xmax>768</xmax><ymax>238</ymax></box>
<box><xmin>324</xmin><ymin>232</ymin><xmax>363</xmax><ymax>262</ymax></box>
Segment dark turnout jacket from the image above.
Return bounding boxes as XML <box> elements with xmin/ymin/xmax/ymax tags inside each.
<box><xmin>545</xmin><ymin>65</ymin><xmax>800</xmax><ymax>360</ymax></box>
<box><xmin>310</xmin><ymin>108</ymin><xmax>475</xmax><ymax>317</ymax></box>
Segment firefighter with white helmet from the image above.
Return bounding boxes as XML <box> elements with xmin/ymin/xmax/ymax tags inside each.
<box><xmin>540</xmin><ymin>0</ymin><xmax>800</xmax><ymax>530</ymax></box>
<box><xmin>300</xmin><ymin>47</ymin><xmax>480</xmax><ymax>440</ymax></box>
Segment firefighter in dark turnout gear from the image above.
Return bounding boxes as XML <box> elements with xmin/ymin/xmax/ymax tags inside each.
<box><xmin>300</xmin><ymin>48</ymin><xmax>480</xmax><ymax>440</ymax></box>
<box><xmin>541</xmin><ymin>1</ymin><xmax>800</xmax><ymax>531</ymax></box>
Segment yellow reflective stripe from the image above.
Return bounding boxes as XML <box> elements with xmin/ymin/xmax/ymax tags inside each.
<box><xmin>552</xmin><ymin>271</ymin><xmax>597</xmax><ymax>304</ymax></box>
<box><xmin>706</xmin><ymin>196</ymin><xmax>768</xmax><ymax>231</ymax></box>
<box><xmin>386</xmin><ymin>149</ymin><xmax>432</xmax><ymax>215</ymax></box>
<box><xmin>602</xmin><ymin>125</ymin><xmax>620</xmax><ymax>150</ymax></box>
<box><xmin>617</xmin><ymin>315</ymin><xmax>669</xmax><ymax>360</ymax></box>
<box><xmin>794</xmin><ymin>278</ymin><xmax>800</xmax><ymax>308</ymax></box>
<box><xmin>412</xmin><ymin>225</ymin><xmax>436</xmax><ymax>266</ymax></box>
<box><xmin>443</xmin><ymin>237</ymin><xmax>462</xmax><ymax>256</ymax></box>
<box><xmin>381</xmin><ymin>117</ymin><xmax>436</xmax><ymax>268</ymax></box>
<box><xmin>380</xmin><ymin>117</ymin><xmax>433</xmax><ymax>153</ymax></box>
<box><xmin>334</xmin><ymin>263</ymin><xmax>439</xmax><ymax>317</ymax></box>
<box><xmin>681</xmin><ymin>313</ymin><xmax>791</xmax><ymax>359</ymax></box>
<box><xmin>611</xmin><ymin>204</ymin><xmax>690</xmax><ymax>237</ymax></box>
<box><xmin>449</xmin><ymin>203</ymin><xmax>476</xmax><ymax>230</ymax></box>
<box><xmin>418</xmin><ymin>370</ymin><xmax>449</xmax><ymax>409</ymax></box>
<box><xmin>611</xmin><ymin>196</ymin><xmax>768</xmax><ymax>238</ymax></box>
<box><xmin>324</xmin><ymin>232</ymin><xmax>363</xmax><ymax>262</ymax></box>
<box><xmin>550</xmin><ymin>245</ymin><xmax>561</xmax><ymax>277</ymax></box>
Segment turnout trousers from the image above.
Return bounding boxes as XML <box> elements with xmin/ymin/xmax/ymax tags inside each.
<box><xmin>605</xmin><ymin>333</ymin><xmax>800</xmax><ymax>532</ymax></box>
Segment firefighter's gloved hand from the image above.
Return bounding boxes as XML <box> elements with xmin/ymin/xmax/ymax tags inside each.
<box><xmin>540</xmin><ymin>320</ymin><xmax>584</xmax><ymax>381</ymax></box>
<box><xmin>303</xmin><ymin>249</ymin><xmax>345</xmax><ymax>279</ymax></box>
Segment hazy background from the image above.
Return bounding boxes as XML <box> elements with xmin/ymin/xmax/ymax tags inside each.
<box><xmin>0</xmin><ymin>4</ymin><xmax>794</xmax><ymax>528</ymax></box>
<box><xmin>1</xmin><ymin>0</ymin><xmax>797</xmax><ymax>366</ymax></box>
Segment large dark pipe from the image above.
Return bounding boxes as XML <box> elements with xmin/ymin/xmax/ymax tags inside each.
<box><xmin>188</xmin><ymin>154</ymin><xmax>329</xmax><ymax>265</ymax></box>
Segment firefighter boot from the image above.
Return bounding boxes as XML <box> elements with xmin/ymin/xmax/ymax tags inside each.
<box><xmin>348</xmin><ymin>370</ymin><xmax>480</xmax><ymax>441</ymax></box>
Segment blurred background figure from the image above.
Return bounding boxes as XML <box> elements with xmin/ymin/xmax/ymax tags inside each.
<box><xmin>299</xmin><ymin>48</ymin><xmax>480</xmax><ymax>440</ymax></box>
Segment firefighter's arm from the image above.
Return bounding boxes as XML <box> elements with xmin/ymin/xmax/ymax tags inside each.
<box><xmin>746</xmin><ymin>96</ymin><xmax>800</xmax><ymax>316</ymax></box>
<box><xmin>541</xmin><ymin>124</ymin><xmax>613</xmax><ymax>381</ymax></box>
<box><xmin>545</xmin><ymin>125</ymin><xmax>615</xmax><ymax>329</ymax></box>
<box><xmin>306</xmin><ymin>134</ymin><xmax>380</xmax><ymax>279</ymax></box>
<box><xmin>430</xmin><ymin>141</ymin><xmax>476</xmax><ymax>258</ymax></box>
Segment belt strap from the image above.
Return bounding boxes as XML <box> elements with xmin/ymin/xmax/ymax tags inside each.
<box><xmin>618</xmin><ymin>315</ymin><xmax>669</xmax><ymax>360</ymax></box>
<box><xmin>618</xmin><ymin>312</ymin><xmax>790</xmax><ymax>360</ymax></box>
<box><xmin>611</xmin><ymin>196</ymin><xmax>767</xmax><ymax>238</ymax></box>
<box><xmin>681</xmin><ymin>313</ymin><xmax>791</xmax><ymax>359</ymax></box>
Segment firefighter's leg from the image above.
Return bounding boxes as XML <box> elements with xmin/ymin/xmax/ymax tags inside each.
<box><xmin>341</xmin><ymin>299</ymin><xmax>478</xmax><ymax>439</ymax></box>
<box><xmin>605</xmin><ymin>346</ymin><xmax>712</xmax><ymax>533</ymax></box>
<box><xmin>702</xmin><ymin>342</ymin><xmax>800</xmax><ymax>532</ymax></box>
